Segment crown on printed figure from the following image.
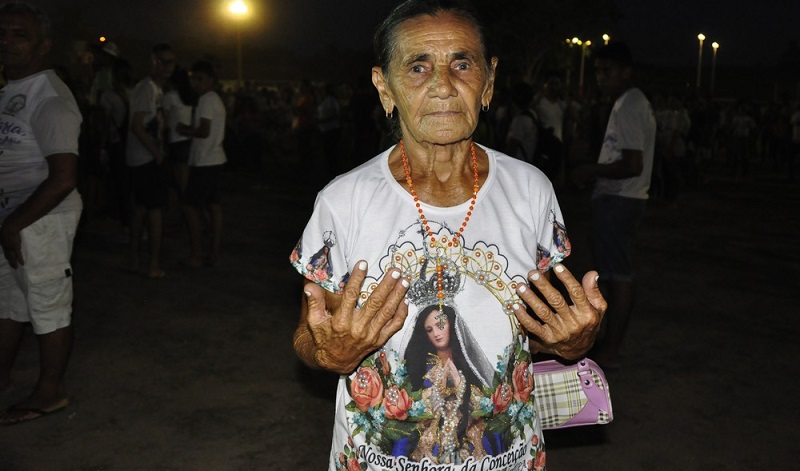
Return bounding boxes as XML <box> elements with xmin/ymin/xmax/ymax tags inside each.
<box><xmin>406</xmin><ymin>256</ymin><xmax>461</xmax><ymax>307</ymax></box>
<box><xmin>323</xmin><ymin>231</ymin><xmax>336</xmax><ymax>248</ymax></box>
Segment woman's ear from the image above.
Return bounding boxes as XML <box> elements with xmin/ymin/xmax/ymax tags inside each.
<box><xmin>372</xmin><ymin>66</ymin><xmax>395</xmax><ymax>115</ymax></box>
<box><xmin>481</xmin><ymin>57</ymin><xmax>499</xmax><ymax>108</ymax></box>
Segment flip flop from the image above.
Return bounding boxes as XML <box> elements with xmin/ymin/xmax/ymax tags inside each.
<box><xmin>147</xmin><ymin>269</ymin><xmax>166</xmax><ymax>279</ymax></box>
<box><xmin>0</xmin><ymin>398</ymin><xmax>69</xmax><ymax>426</ymax></box>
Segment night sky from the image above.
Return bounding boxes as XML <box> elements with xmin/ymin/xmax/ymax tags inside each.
<box><xmin>31</xmin><ymin>0</ymin><xmax>800</xmax><ymax>72</ymax></box>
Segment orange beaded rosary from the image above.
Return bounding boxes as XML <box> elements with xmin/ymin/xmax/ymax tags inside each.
<box><xmin>400</xmin><ymin>139</ymin><xmax>480</xmax><ymax>326</ymax></box>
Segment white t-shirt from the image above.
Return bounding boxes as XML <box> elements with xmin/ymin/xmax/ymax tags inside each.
<box><xmin>125</xmin><ymin>77</ymin><xmax>163</xmax><ymax>167</ymax></box>
<box><xmin>534</xmin><ymin>97</ymin><xmax>566</xmax><ymax>141</ymax></box>
<box><xmin>594</xmin><ymin>88</ymin><xmax>656</xmax><ymax>200</ymax></box>
<box><xmin>0</xmin><ymin>70</ymin><xmax>82</xmax><ymax>222</ymax></box>
<box><xmin>162</xmin><ymin>90</ymin><xmax>192</xmax><ymax>144</ymax></box>
<box><xmin>99</xmin><ymin>88</ymin><xmax>128</xmax><ymax>145</ymax></box>
<box><xmin>189</xmin><ymin>91</ymin><xmax>226</xmax><ymax>167</ymax></box>
<box><xmin>291</xmin><ymin>145</ymin><xmax>567</xmax><ymax>470</ymax></box>
<box><xmin>506</xmin><ymin>110</ymin><xmax>537</xmax><ymax>162</ymax></box>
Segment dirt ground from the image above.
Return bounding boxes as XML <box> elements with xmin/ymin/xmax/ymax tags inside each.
<box><xmin>2</xmin><ymin>150</ymin><xmax>798</xmax><ymax>470</ymax></box>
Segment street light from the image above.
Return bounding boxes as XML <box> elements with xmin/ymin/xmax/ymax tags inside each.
<box><xmin>229</xmin><ymin>0</ymin><xmax>248</xmax><ymax>88</ymax></box>
<box><xmin>711</xmin><ymin>41</ymin><xmax>719</xmax><ymax>96</ymax></box>
<box><xmin>578</xmin><ymin>40</ymin><xmax>591</xmax><ymax>98</ymax></box>
<box><xmin>696</xmin><ymin>33</ymin><xmax>705</xmax><ymax>90</ymax></box>
<box><xmin>602</xmin><ymin>34</ymin><xmax>610</xmax><ymax>45</ymax></box>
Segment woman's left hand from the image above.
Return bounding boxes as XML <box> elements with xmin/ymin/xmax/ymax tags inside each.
<box><xmin>513</xmin><ymin>264</ymin><xmax>606</xmax><ymax>360</ymax></box>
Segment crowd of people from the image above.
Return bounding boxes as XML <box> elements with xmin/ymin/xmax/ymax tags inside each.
<box><xmin>57</xmin><ymin>34</ymin><xmax>800</xmax><ymax>252</ymax></box>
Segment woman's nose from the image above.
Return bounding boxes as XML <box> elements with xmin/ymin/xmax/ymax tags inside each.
<box><xmin>429</xmin><ymin>67</ymin><xmax>457</xmax><ymax>99</ymax></box>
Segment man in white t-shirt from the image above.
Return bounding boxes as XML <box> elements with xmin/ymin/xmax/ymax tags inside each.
<box><xmin>125</xmin><ymin>43</ymin><xmax>175</xmax><ymax>279</ymax></box>
<box><xmin>177</xmin><ymin>60</ymin><xmax>227</xmax><ymax>268</ymax></box>
<box><xmin>532</xmin><ymin>75</ymin><xmax>568</xmax><ymax>182</ymax></box>
<box><xmin>0</xmin><ymin>2</ymin><xmax>82</xmax><ymax>425</ymax></box>
<box><xmin>572</xmin><ymin>42</ymin><xmax>656</xmax><ymax>368</ymax></box>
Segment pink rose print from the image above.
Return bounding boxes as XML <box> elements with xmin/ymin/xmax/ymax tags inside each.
<box><xmin>383</xmin><ymin>385</ymin><xmax>413</xmax><ymax>420</ymax></box>
<box><xmin>350</xmin><ymin>367</ymin><xmax>384</xmax><ymax>412</ymax></box>
<box><xmin>537</xmin><ymin>256</ymin><xmax>552</xmax><ymax>271</ymax></box>
<box><xmin>512</xmin><ymin>362</ymin><xmax>534</xmax><ymax>403</ymax></box>
<box><xmin>347</xmin><ymin>457</ymin><xmax>362</xmax><ymax>471</ymax></box>
<box><xmin>492</xmin><ymin>382</ymin><xmax>512</xmax><ymax>414</ymax></box>
<box><xmin>534</xmin><ymin>450</ymin><xmax>546</xmax><ymax>470</ymax></box>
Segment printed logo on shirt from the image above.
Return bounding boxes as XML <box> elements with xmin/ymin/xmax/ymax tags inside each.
<box><xmin>3</xmin><ymin>94</ymin><xmax>26</xmax><ymax>116</ymax></box>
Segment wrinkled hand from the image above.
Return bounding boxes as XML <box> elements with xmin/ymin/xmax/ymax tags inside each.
<box><xmin>513</xmin><ymin>264</ymin><xmax>606</xmax><ymax>360</ymax></box>
<box><xmin>0</xmin><ymin>224</ymin><xmax>23</xmax><ymax>268</ymax></box>
<box><xmin>303</xmin><ymin>261</ymin><xmax>409</xmax><ymax>374</ymax></box>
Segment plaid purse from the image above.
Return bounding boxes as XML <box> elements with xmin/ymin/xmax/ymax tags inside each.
<box><xmin>533</xmin><ymin>358</ymin><xmax>613</xmax><ymax>430</ymax></box>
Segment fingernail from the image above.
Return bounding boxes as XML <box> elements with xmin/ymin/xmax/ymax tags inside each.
<box><xmin>391</xmin><ymin>270</ymin><xmax>400</xmax><ymax>279</ymax></box>
<box><xmin>595</xmin><ymin>275</ymin><xmax>600</xmax><ymax>282</ymax></box>
<box><xmin>530</xmin><ymin>272</ymin><xmax>540</xmax><ymax>281</ymax></box>
<box><xmin>512</xmin><ymin>303</ymin><xmax>520</xmax><ymax>311</ymax></box>
<box><xmin>401</xmin><ymin>279</ymin><xmax>409</xmax><ymax>288</ymax></box>
<box><xmin>303</xmin><ymin>290</ymin><xmax>312</xmax><ymax>297</ymax></box>
<box><xmin>358</xmin><ymin>261</ymin><xmax>367</xmax><ymax>271</ymax></box>
<box><xmin>518</xmin><ymin>284</ymin><xmax>527</xmax><ymax>293</ymax></box>
<box><xmin>555</xmin><ymin>264</ymin><xmax>564</xmax><ymax>273</ymax></box>
<box><xmin>403</xmin><ymin>297</ymin><xmax>409</xmax><ymax>305</ymax></box>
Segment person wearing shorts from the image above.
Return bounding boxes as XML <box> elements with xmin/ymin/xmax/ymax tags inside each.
<box><xmin>177</xmin><ymin>60</ymin><xmax>227</xmax><ymax>268</ymax></box>
<box><xmin>572</xmin><ymin>43</ymin><xmax>656</xmax><ymax>368</ymax></box>
<box><xmin>125</xmin><ymin>43</ymin><xmax>175</xmax><ymax>279</ymax></box>
<box><xmin>0</xmin><ymin>2</ymin><xmax>83</xmax><ymax>425</ymax></box>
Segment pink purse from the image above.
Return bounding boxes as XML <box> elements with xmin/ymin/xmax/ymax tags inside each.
<box><xmin>532</xmin><ymin>358</ymin><xmax>613</xmax><ymax>430</ymax></box>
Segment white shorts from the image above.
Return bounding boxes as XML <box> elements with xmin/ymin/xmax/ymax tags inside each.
<box><xmin>0</xmin><ymin>209</ymin><xmax>81</xmax><ymax>335</ymax></box>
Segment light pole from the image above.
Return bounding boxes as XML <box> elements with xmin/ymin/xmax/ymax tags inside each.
<box><xmin>602</xmin><ymin>34</ymin><xmax>610</xmax><ymax>45</ymax></box>
<box><xmin>578</xmin><ymin>39</ymin><xmax>591</xmax><ymax>98</ymax></box>
<box><xmin>711</xmin><ymin>41</ymin><xmax>719</xmax><ymax>96</ymax></box>
<box><xmin>229</xmin><ymin>0</ymin><xmax>248</xmax><ymax>88</ymax></box>
<box><xmin>696</xmin><ymin>33</ymin><xmax>705</xmax><ymax>90</ymax></box>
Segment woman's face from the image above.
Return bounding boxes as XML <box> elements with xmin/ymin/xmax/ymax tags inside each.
<box><xmin>424</xmin><ymin>310</ymin><xmax>450</xmax><ymax>350</ymax></box>
<box><xmin>372</xmin><ymin>12</ymin><xmax>497</xmax><ymax>147</ymax></box>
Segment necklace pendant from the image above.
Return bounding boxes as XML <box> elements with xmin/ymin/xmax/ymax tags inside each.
<box><xmin>435</xmin><ymin>307</ymin><xmax>447</xmax><ymax>329</ymax></box>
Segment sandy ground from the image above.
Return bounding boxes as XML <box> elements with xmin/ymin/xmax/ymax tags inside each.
<box><xmin>1</xmin><ymin>150</ymin><xmax>798</xmax><ymax>470</ymax></box>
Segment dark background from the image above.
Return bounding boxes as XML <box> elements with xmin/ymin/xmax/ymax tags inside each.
<box><xmin>29</xmin><ymin>0</ymin><xmax>800</xmax><ymax>100</ymax></box>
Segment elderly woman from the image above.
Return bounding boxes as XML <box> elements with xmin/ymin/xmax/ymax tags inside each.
<box><xmin>290</xmin><ymin>1</ymin><xmax>606</xmax><ymax>469</ymax></box>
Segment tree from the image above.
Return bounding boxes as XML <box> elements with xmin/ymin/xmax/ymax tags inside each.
<box><xmin>474</xmin><ymin>0</ymin><xmax>619</xmax><ymax>85</ymax></box>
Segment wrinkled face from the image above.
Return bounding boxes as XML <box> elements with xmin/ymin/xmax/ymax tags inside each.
<box><xmin>373</xmin><ymin>12</ymin><xmax>497</xmax><ymax>146</ymax></box>
<box><xmin>594</xmin><ymin>58</ymin><xmax>630</xmax><ymax>99</ymax></box>
<box><xmin>0</xmin><ymin>12</ymin><xmax>50</xmax><ymax>78</ymax></box>
<box><xmin>424</xmin><ymin>310</ymin><xmax>450</xmax><ymax>350</ymax></box>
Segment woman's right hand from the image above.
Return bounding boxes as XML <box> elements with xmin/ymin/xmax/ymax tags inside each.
<box><xmin>297</xmin><ymin>261</ymin><xmax>410</xmax><ymax>375</ymax></box>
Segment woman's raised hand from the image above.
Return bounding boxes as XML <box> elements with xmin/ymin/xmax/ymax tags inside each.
<box><xmin>301</xmin><ymin>261</ymin><xmax>410</xmax><ymax>374</ymax></box>
<box><xmin>513</xmin><ymin>264</ymin><xmax>607</xmax><ymax>360</ymax></box>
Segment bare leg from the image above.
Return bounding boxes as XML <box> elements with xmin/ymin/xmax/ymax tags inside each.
<box><xmin>182</xmin><ymin>204</ymin><xmax>204</xmax><ymax>267</ymax></box>
<box><xmin>208</xmin><ymin>204</ymin><xmax>223</xmax><ymax>267</ymax></box>
<box><xmin>0</xmin><ymin>324</ymin><xmax>72</xmax><ymax>424</ymax></box>
<box><xmin>146</xmin><ymin>208</ymin><xmax>164</xmax><ymax>278</ymax></box>
<box><xmin>175</xmin><ymin>163</ymin><xmax>189</xmax><ymax>196</ymax></box>
<box><xmin>30</xmin><ymin>325</ymin><xmax>72</xmax><ymax>404</ymax></box>
<box><xmin>128</xmin><ymin>206</ymin><xmax>145</xmax><ymax>273</ymax></box>
<box><xmin>0</xmin><ymin>318</ymin><xmax>25</xmax><ymax>392</ymax></box>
